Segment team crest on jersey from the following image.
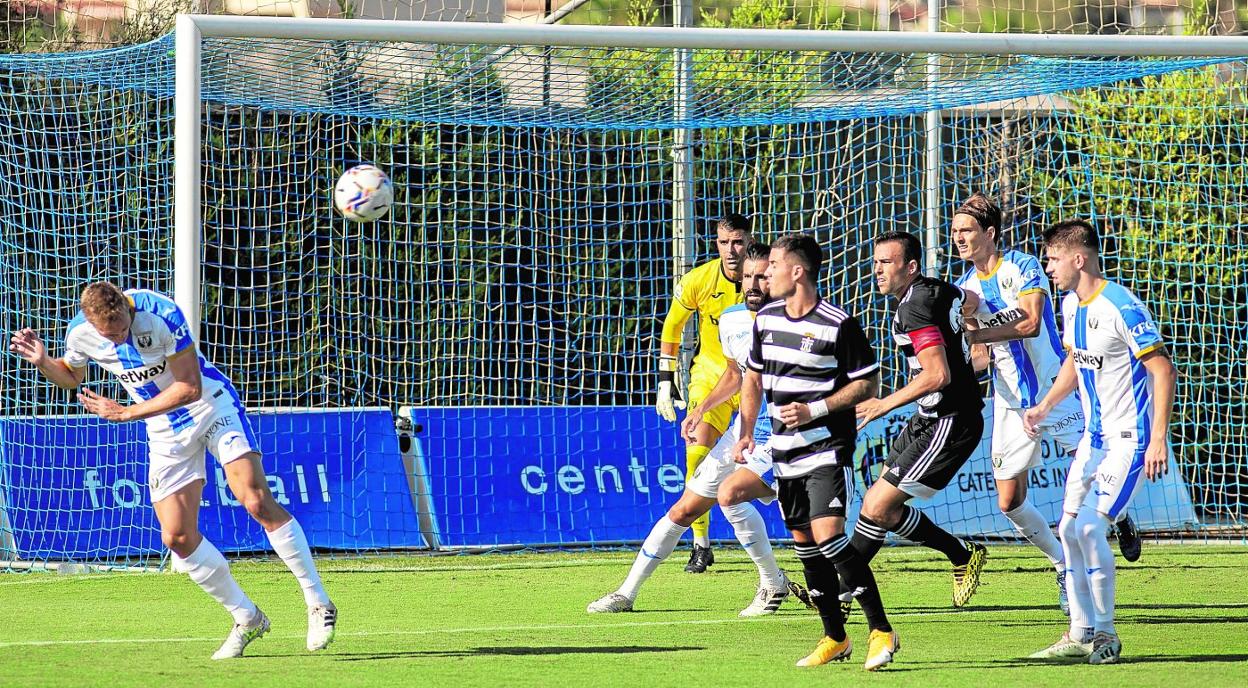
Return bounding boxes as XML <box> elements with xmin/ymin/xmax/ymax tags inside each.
<box><xmin>1088</xmin><ymin>318</ymin><xmax>1100</xmax><ymax>330</ymax></box>
<box><xmin>137</xmin><ymin>334</ymin><xmax>153</xmax><ymax>348</ymax></box>
<box><xmin>800</xmin><ymin>336</ymin><xmax>815</xmax><ymax>353</ymax></box>
<box><xmin>1001</xmin><ymin>276</ymin><xmax>1014</xmax><ymax>292</ymax></box>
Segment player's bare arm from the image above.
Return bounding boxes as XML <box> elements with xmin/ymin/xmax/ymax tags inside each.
<box><xmin>778</xmin><ymin>373</ymin><xmax>878</xmax><ymax>427</ymax></box>
<box><xmin>9</xmin><ymin>328</ymin><xmax>85</xmax><ymax>389</ymax></box>
<box><xmin>681</xmin><ymin>364</ymin><xmax>741</xmax><ymax>442</ymax></box>
<box><xmin>1022</xmin><ymin>355</ymin><xmax>1079</xmax><ymax>436</ymax></box>
<box><xmin>966</xmin><ymin>291</ymin><xmax>1046</xmax><ymax>345</ymax></box>
<box><xmin>970</xmin><ymin>343</ymin><xmax>991</xmax><ymax>373</ymax></box>
<box><xmin>79</xmin><ymin>347</ymin><xmax>203</xmax><ymax>423</ymax></box>
<box><xmin>1140</xmin><ymin>347</ymin><xmax>1178</xmax><ymax>480</ymax></box>
<box><xmin>732</xmin><ymin>369</ymin><xmax>763</xmax><ymax>463</ymax></box>
<box><xmin>856</xmin><ymin>346</ymin><xmax>950</xmax><ymax>429</ymax></box>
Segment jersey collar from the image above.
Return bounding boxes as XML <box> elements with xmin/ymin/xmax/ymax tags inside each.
<box><xmin>975</xmin><ymin>252</ymin><xmax>1004</xmax><ymax>280</ymax></box>
<box><xmin>1079</xmin><ymin>280</ymin><xmax>1108</xmax><ymax>306</ymax></box>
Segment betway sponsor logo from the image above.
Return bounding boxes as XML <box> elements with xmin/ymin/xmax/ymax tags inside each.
<box><xmin>116</xmin><ymin>361</ymin><xmax>166</xmax><ymax>385</ymax></box>
<box><xmin>1072</xmin><ymin>350</ymin><xmax>1104</xmax><ymax>370</ymax></box>
<box><xmin>977</xmin><ymin>307</ymin><xmax>1024</xmax><ymax>329</ymax></box>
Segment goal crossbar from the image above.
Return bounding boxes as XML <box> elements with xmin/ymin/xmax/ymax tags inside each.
<box><xmin>182</xmin><ymin>14</ymin><xmax>1248</xmax><ymax>57</ymax></box>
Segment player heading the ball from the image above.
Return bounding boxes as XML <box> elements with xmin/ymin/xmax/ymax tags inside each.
<box><xmin>9</xmin><ymin>283</ymin><xmax>337</xmax><ymax>660</ymax></box>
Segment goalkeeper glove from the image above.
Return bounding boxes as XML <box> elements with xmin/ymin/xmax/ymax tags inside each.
<box><xmin>655</xmin><ymin>355</ymin><xmax>685</xmax><ymax>422</ymax></box>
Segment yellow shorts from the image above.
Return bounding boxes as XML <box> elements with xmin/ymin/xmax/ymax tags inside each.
<box><xmin>687</xmin><ymin>361</ymin><xmax>738</xmax><ymax>436</ymax></box>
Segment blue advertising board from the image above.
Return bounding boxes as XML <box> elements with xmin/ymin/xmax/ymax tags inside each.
<box><xmin>0</xmin><ymin>408</ymin><xmax>422</xmax><ymax>560</ymax></box>
<box><xmin>0</xmin><ymin>404</ymin><xmax>1198</xmax><ymax>558</ymax></box>
<box><xmin>408</xmin><ymin>405</ymin><xmax>1198</xmax><ymax>547</ymax></box>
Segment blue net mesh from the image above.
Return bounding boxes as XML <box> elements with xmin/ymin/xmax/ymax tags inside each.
<box><xmin>1</xmin><ymin>30</ymin><xmax>1245</xmax><ymax>563</ymax></box>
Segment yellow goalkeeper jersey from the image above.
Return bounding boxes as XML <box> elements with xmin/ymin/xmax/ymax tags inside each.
<box><xmin>661</xmin><ymin>258</ymin><xmax>743</xmax><ymax>373</ymax></box>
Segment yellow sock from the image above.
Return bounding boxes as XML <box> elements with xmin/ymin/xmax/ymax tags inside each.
<box><xmin>685</xmin><ymin>445</ymin><xmax>712</xmax><ymax>543</ymax></box>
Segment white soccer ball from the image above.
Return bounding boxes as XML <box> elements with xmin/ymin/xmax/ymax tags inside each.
<box><xmin>334</xmin><ymin>164</ymin><xmax>394</xmax><ymax>222</ymax></box>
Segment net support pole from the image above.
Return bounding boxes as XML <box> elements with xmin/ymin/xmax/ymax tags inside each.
<box><xmin>174</xmin><ymin>15</ymin><xmax>203</xmax><ymax>340</ymax></box>
<box><xmin>672</xmin><ymin>0</ymin><xmax>698</xmax><ymax>380</ymax></box>
<box><xmin>923</xmin><ymin>0</ymin><xmax>942</xmax><ymax>276</ymax></box>
<box><xmin>672</xmin><ymin>0</ymin><xmax>695</xmax><ymax>277</ymax></box>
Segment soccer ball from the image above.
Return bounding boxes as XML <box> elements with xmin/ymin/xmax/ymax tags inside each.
<box><xmin>333</xmin><ymin>164</ymin><xmax>394</xmax><ymax>222</ymax></box>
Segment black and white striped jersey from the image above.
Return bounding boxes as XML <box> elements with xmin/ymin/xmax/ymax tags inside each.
<box><xmin>891</xmin><ymin>276</ymin><xmax>983</xmax><ymax>418</ymax></box>
<box><xmin>746</xmin><ymin>298</ymin><xmax>879</xmax><ymax>477</ymax></box>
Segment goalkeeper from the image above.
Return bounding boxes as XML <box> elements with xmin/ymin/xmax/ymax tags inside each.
<box><xmin>656</xmin><ymin>213</ymin><xmax>751</xmax><ymax>573</ymax></box>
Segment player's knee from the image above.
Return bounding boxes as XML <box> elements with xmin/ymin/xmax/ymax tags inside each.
<box><xmin>1077</xmin><ymin>512</ymin><xmax>1109</xmax><ymax>541</ymax></box>
<box><xmin>161</xmin><ymin>528</ymin><xmax>197</xmax><ymax>554</ymax></box>
<box><xmin>240</xmin><ymin>489</ymin><xmax>280</xmax><ymax>522</ymax></box>
<box><xmin>667</xmin><ymin>501</ymin><xmax>702</xmax><ymax>527</ymax></box>
<box><xmin>998</xmin><ymin>491</ymin><xmax>1024</xmax><ymax>513</ymax></box>
<box><xmin>717</xmin><ymin>484</ymin><xmax>746</xmax><ymax>508</ymax></box>
<box><xmin>859</xmin><ymin>500</ymin><xmax>897</xmax><ymax>529</ymax></box>
<box><xmin>1057</xmin><ymin>512</ymin><xmax>1079</xmax><ymax>542</ymax></box>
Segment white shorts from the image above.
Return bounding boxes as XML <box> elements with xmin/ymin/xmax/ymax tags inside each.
<box><xmin>1062</xmin><ymin>437</ymin><xmax>1154</xmax><ymax>518</ymax></box>
<box><xmin>991</xmin><ymin>397</ymin><xmax>1084</xmax><ymax>480</ymax></box>
<box><xmin>148</xmin><ymin>408</ymin><xmax>260</xmax><ymax>503</ymax></box>
<box><xmin>686</xmin><ymin>419</ymin><xmax>777</xmax><ymax>505</ymax></box>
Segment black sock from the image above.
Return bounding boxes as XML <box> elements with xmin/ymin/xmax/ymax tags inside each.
<box><xmin>795</xmin><ymin>544</ymin><xmax>846</xmax><ymax>641</ymax></box>
<box><xmin>850</xmin><ymin>515</ymin><xmax>887</xmax><ymax>563</ymax></box>
<box><xmin>894</xmin><ymin>505</ymin><xmax>971</xmax><ymax>566</ymax></box>
<box><xmin>819</xmin><ymin>535</ymin><xmax>892</xmax><ymax>633</ymax></box>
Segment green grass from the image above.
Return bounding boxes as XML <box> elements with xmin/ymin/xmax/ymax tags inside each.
<box><xmin>2</xmin><ymin>545</ymin><xmax>1247</xmax><ymax>686</ymax></box>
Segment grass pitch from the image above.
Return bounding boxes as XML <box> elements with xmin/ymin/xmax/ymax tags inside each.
<box><xmin>2</xmin><ymin>545</ymin><xmax>1246</xmax><ymax>687</ymax></box>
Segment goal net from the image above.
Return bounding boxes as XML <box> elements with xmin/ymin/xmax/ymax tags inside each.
<box><xmin>1</xmin><ymin>17</ymin><xmax>1245</xmax><ymax>566</ymax></box>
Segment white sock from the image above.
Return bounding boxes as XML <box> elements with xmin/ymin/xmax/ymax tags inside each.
<box><xmin>172</xmin><ymin>538</ymin><xmax>258</xmax><ymax>625</ymax></box>
<box><xmin>1005</xmin><ymin>501</ymin><xmax>1064</xmax><ymax>569</ymax></box>
<box><xmin>721</xmin><ymin>502</ymin><xmax>784</xmax><ymax>589</ymax></box>
<box><xmin>266</xmin><ymin>518</ymin><xmax>331</xmax><ymax>607</ymax></box>
<box><xmin>694</xmin><ymin>533</ymin><xmax>711</xmax><ymax>548</ymax></box>
<box><xmin>1077</xmin><ymin>509</ymin><xmax>1117</xmax><ymax>636</ymax></box>
<box><xmin>618</xmin><ymin>516</ymin><xmax>688</xmax><ymax>600</ymax></box>
<box><xmin>1058</xmin><ymin>513</ymin><xmax>1094</xmax><ymax>642</ymax></box>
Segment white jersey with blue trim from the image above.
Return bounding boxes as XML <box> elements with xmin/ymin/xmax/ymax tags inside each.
<box><xmin>718</xmin><ymin>303</ymin><xmax>771</xmax><ymax>444</ymax></box>
<box><xmin>63</xmin><ymin>289</ymin><xmax>243</xmax><ymax>441</ymax></box>
<box><xmin>957</xmin><ymin>249</ymin><xmax>1066</xmax><ymax>408</ymax></box>
<box><xmin>1061</xmin><ymin>281</ymin><xmax>1165</xmax><ymax>450</ymax></box>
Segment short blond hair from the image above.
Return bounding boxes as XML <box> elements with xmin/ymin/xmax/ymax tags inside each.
<box><xmin>81</xmin><ymin>281</ymin><xmax>130</xmax><ymax>323</ymax></box>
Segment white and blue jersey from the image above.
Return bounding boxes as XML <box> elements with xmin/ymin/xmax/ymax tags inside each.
<box><xmin>682</xmin><ymin>301</ymin><xmax>776</xmax><ymax>503</ymax></box>
<box><xmin>957</xmin><ymin>249</ymin><xmax>1066</xmax><ymax>409</ymax></box>
<box><xmin>63</xmin><ymin>289</ymin><xmax>245</xmax><ymax>442</ymax></box>
<box><xmin>1061</xmin><ymin>281</ymin><xmax>1165</xmax><ymax>451</ymax></box>
<box><xmin>719</xmin><ymin>302</ymin><xmax>771</xmax><ymax>444</ymax></box>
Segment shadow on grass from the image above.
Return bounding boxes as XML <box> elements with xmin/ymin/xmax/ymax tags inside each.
<box><xmin>925</xmin><ymin>652</ymin><xmax>1248</xmax><ymax>669</ymax></box>
<box><xmin>892</xmin><ymin>601</ymin><xmax>1248</xmax><ymax>618</ymax></box>
<box><xmin>330</xmin><ymin>645</ymin><xmax>705</xmax><ymax>662</ymax></box>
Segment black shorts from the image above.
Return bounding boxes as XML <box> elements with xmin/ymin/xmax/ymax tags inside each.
<box><xmin>777</xmin><ymin>464</ymin><xmax>854</xmax><ymax>531</ymax></box>
<box><xmin>882</xmin><ymin>410</ymin><xmax>984</xmax><ymax>500</ymax></box>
